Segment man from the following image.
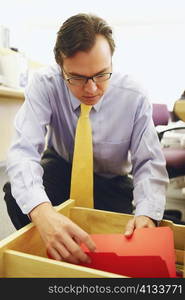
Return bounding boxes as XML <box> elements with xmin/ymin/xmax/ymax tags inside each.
<box><xmin>3</xmin><ymin>13</ymin><xmax>169</xmax><ymax>265</ymax></box>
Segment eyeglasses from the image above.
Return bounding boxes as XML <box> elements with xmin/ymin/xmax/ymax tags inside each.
<box><xmin>63</xmin><ymin>69</ymin><xmax>112</xmax><ymax>87</ymax></box>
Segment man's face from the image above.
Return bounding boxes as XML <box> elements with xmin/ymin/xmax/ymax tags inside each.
<box><xmin>61</xmin><ymin>35</ymin><xmax>112</xmax><ymax>106</ymax></box>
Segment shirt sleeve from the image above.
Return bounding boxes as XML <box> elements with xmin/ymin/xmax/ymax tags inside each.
<box><xmin>6</xmin><ymin>72</ymin><xmax>52</xmax><ymax>214</ymax></box>
<box><xmin>130</xmin><ymin>94</ymin><xmax>169</xmax><ymax>221</ymax></box>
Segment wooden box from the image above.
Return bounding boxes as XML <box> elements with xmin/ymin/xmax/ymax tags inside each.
<box><xmin>0</xmin><ymin>199</ymin><xmax>184</xmax><ymax>278</ymax></box>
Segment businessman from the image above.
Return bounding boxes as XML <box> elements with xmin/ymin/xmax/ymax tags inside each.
<box><xmin>4</xmin><ymin>13</ymin><xmax>169</xmax><ymax>264</ymax></box>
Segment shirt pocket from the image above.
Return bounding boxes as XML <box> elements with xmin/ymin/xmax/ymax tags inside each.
<box><xmin>94</xmin><ymin>140</ymin><xmax>130</xmax><ymax>173</ymax></box>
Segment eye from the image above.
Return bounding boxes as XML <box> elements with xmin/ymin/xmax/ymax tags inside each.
<box><xmin>68</xmin><ymin>77</ymin><xmax>86</xmax><ymax>86</ymax></box>
<box><xmin>96</xmin><ymin>74</ymin><xmax>106</xmax><ymax>78</ymax></box>
<box><xmin>94</xmin><ymin>73</ymin><xmax>112</xmax><ymax>82</ymax></box>
<box><xmin>73</xmin><ymin>77</ymin><xmax>86</xmax><ymax>81</ymax></box>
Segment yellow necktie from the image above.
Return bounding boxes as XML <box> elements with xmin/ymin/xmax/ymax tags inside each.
<box><xmin>70</xmin><ymin>103</ymin><xmax>94</xmax><ymax>208</ymax></box>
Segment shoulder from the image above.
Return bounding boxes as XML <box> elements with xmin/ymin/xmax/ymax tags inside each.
<box><xmin>28</xmin><ymin>63</ymin><xmax>61</xmax><ymax>83</ymax></box>
<box><xmin>107</xmin><ymin>72</ymin><xmax>151</xmax><ymax>113</ymax></box>
<box><xmin>109</xmin><ymin>72</ymin><xmax>149</xmax><ymax>99</ymax></box>
<box><xmin>25</xmin><ymin>63</ymin><xmax>63</xmax><ymax>96</ymax></box>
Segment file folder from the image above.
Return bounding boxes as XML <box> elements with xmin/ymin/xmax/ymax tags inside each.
<box><xmin>79</xmin><ymin>227</ymin><xmax>177</xmax><ymax>277</ymax></box>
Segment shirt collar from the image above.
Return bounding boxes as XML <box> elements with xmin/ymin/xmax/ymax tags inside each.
<box><xmin>68</xmin><ymin>88</ymin><xmax>104</xmax><ymax>112</ymax></box>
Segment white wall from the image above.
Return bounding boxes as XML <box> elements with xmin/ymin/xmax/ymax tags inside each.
<box><xmin>113</xmin><ymin>23</ymin><xmax>185</xmax><ymax>110</ymax></box>
<box><xmin>1</xmin><ymin>0</ymin><xmax>185</xmax><ymax>109</ymax></box>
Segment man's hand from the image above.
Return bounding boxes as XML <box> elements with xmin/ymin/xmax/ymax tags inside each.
<box><xmin>30</xmin><ymin>202</ymin><xmax>96</xmax><ymax>264</ymax></box>
<box><xmin>124</xmin><ymin>215</ymin><xmax>157</xmax><ymax>237</ymax></box>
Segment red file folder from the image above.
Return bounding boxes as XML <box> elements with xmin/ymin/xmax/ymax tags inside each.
<box><xmin>79</xmin><ymin>227</ymin><xmax>177</xmax><ymax>277</ymax></box>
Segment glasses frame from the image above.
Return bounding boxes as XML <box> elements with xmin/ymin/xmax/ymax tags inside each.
<box><xmin>62</xmin><ymin>69</ymin><xmax>112</xmax><ymax>86</ymax></box>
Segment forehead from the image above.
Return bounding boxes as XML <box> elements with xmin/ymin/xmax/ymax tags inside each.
<box><xmin>62</xmin><ymin>35</ymin><xmax>112</xmax><ymax>76</ymax></box>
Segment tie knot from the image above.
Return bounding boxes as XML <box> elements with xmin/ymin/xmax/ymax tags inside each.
<box><xmin>80</xmin><ymin>103</ymin><xmax>92</xmax><ymax>118</ymax></box>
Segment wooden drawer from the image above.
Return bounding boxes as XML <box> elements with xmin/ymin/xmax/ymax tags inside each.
<box><xmin>0</xmin><ymin>199</ymin><xmax>184</xmax><ymax>278</ymax></box>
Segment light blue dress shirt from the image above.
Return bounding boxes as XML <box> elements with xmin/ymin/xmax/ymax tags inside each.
<box><xmin>6</xmin><ymin>64</ymin><xmax>169</xmax><ymax>220</ymax></box>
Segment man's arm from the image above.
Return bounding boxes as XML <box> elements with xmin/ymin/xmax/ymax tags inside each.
<box><xmin>7</xmin><ymin>71</ymin><xmax>95</xmax><ymax>263</ymax></box>
<box><xmin>124</xmin><ymin>94</ymin><xmax>169</xmax><ymax>235</ymax></box>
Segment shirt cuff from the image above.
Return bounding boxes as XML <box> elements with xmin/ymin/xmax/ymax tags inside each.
<box><xmin>17</xmin><ymin>185</ymin><xmax>51</xmax><ymax>214</ymax></box>
<box><xmin>134</xmin><ymin>201</ymin><xmax>164</xmax><ymax>221</ymax></box>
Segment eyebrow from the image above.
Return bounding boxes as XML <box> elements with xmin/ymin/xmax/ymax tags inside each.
<box><xmin>67</xmin><ymin>67</ymin><xmax>110</xmax><ymax>77</ymax></box>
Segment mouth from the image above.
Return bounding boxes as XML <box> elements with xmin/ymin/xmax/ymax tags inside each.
<box><xmin>83</xmin><ymin>95</ymin><xmax>98</xmax><ymax>98</ymax></box>
<box><xmin>81</xmin><ymin>92</ymin><xmax>102</xmax><ymax>105</ymax></box>
<box><xmin>82</xmin><ymin>95</ymin><xmax>100</xmax><ymax>104</ymax></box>
<box><xmin>82</xmin><ymin>95</ymin><xmax>100</xmax><ymax>101</ymax></box>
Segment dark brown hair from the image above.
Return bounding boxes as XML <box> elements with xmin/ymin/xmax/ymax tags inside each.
<box><xmin>54</xmin><ymin>13</ymin><xmax>115</xmax><ymax>65</ymax></box>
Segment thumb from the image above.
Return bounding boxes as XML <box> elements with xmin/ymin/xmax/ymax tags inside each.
<box><xmin>124</xmin><ymin>218</ymin><xmax>135</xmax><ymax>237</ymax></box>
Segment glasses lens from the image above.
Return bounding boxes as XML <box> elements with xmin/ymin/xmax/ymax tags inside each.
<box><xmin>94</xmin><ymin>73</ymin><xmax>112</xmax><ymax>82</ymax></box>
<box><xmin>69</xmin><ymin>78</ymin><xmax>86</xmax><ymax>86</ymax></box>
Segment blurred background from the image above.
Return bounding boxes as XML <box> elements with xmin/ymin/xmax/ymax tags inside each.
<box><xmin>0</xmin><ymin>0</ymin><xmax>185</xmax><ymax>239</ymax></box>
<box><xmin>0</xmin><ymin>0</ymin><xmax>185</xmax><ymax>108</ymax></box>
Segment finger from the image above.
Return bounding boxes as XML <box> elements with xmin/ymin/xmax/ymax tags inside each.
<box><xmin>46</xmin><ymin>247</ymin><xmax>62</xmax><ymax>261</ymax></box>
<box><xmin>55</xmin><ymin>241</ymin><xmax>81</xmax><ymax>264</ymax></box>
<box><xmin>47</xmin><ymin>244</ymin><xmax>80</xmax><ymax>264</ymax></box>
<box><xmin>71</xmin><ymin>226</ymin><xmax>96</xmax><ymax>252</ymax></box>
<box><xmin>61</xmin><ymin>254</ymin><xmax>81</xmax><ymax>265</ymax></box>
<box><xmin>63</xmin><ymin>233</ymin><xmax>92</xmax><ymax>264</ymax></box>
<box><xmin>124</xmin><ymin>218</ymin><xmax>135</xmax><ymax>237</ymax></box>
<box><xmin>53</xmin><ymin>241</ymin><xmax>77</xmax><ymax>262</ymax></box>
<box><xmin>81</xmin><ymin>233</ymin><xmax>96</xmax><ymax>252</ymax></box>
<box><xmin>73</xmin><ymin>236</ymin><xmax>81</xmax><ymax>245</ymax></box>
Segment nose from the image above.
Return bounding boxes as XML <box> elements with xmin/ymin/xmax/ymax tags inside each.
<box><xmin>84</xmin><ymin>79</ymin><xmax>98</xmax><ymax>93</ymax></box>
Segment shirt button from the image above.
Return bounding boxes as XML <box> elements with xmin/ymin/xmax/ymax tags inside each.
<box><xmin>157</xmin><ymin>212</ymin><xmax>161</xmax><ymax>217</ymax></box>
<box><xmin>23</xmin><ymin>204</ymin><xmax>26</xmax><ymax>209</ymax></box>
